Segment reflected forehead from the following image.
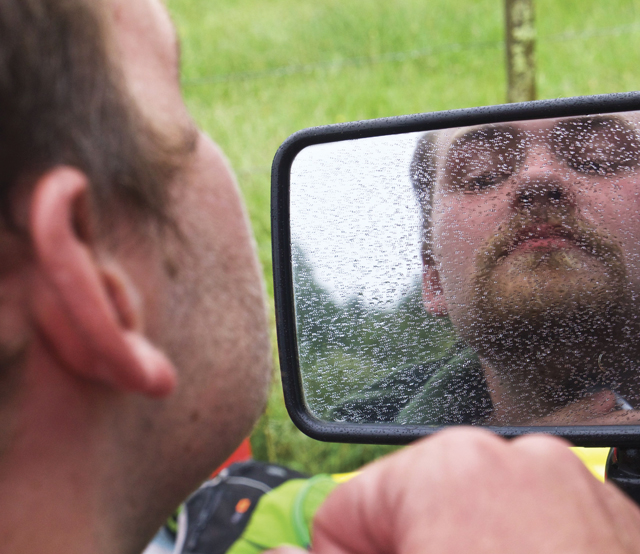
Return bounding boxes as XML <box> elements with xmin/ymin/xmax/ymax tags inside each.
<box><xmin>444</xmin><ymin>114</ymin><xmax>631</xmax><ymax>152</ymax></box>
<box><xmin>440</xmin><ymin>123</ymin><xmax>522</xmax><ymax>161</ymax></box>
<box><xmin>448</xmin><ymin>122</ymin><xmax>522</xmax><ymax>144</ymax></box>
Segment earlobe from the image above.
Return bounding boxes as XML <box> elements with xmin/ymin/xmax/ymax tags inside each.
<box><xmin>422</xmin><ymin>265</ymin><xmax>448</xmax><ymax>316</ymax></box>
<box><xmin>29</xmin><ymin>166</ymin><xmax>176</xmax><ymax>397</ymax></box>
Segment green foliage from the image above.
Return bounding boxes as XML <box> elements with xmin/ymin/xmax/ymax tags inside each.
<box><xmin>250</xmin><ymin>378</ymin><xmax>401</xmax><ymax>475</ymax></box>
<box><xmin>292</xmin><ymin>245</ymin><xmax>457</xmax><ymax>418</ymax></box>
<box><xmin>166</xmin><ymin>0</ymin><xmax>640</xmax><ymax>474</ymax></box>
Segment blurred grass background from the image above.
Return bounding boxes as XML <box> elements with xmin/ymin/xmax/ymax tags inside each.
<box><xmin>165</xmin><ymin>0</ymin><xmax>640</xmax><ymax>474</ymax></box>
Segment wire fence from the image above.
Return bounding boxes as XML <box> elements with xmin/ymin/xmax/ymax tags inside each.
<box><xmin>182</xmin><ymin>22</ymin><xmax>640</xmax><ymax>87</ymax></box>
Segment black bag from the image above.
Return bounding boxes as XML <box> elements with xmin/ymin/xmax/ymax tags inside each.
<box><xmin>175</xmin><ymin>461</ymin><xmax>307</xmax><ymax>554</ymax></box>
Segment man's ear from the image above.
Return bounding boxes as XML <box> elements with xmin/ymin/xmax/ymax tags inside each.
<box><xmin>422</xmin><ymin>264</ymin><xmax>448</xmax><ymax>316</ymax></box>
<box><xmin>29</xmin><ymin>166</ymin><xmax>176</xmax><ymax>397</ymax></box>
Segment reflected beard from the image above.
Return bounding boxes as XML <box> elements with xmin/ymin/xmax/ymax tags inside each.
<box><xmin>464</xmin><ymin>211</ymin><xmax>630</xmax><ymax>399</ymax></box>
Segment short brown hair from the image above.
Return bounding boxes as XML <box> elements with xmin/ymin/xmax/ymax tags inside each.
<box><xmin>410</xmin><ymin>131</ymin><xmax>439</xmax><ymax>266</ymax></box>
<box><xmin>0</xmin><ymin>0</ymin><xmax>195</xmax><ymax>231</ymax></box>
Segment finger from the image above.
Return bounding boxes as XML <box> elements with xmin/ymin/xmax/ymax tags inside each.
<box><xmin>578</xmin><ymin>410</ymin><xmax>640</xmax><ymax>425</ymax></box>
<box><xmin>596</xmin><ymin>480</ymin><xmax>640</xmax><ymax>552</ymax></box>
<box><xmin>533</xmin><ymin>390</ymin><xmax>619</xmax><ymax>425</ymax></box>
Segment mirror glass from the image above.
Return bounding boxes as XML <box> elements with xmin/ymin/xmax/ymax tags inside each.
<box><xmin>290</xmin><ymin>110</ymin><xmax>640</xmax><ymax>427</ymax></box>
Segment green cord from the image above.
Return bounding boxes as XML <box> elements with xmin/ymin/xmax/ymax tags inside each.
<box><xmin>291</xmin><ymin>475</ymin><xmax>329</xmax><ymax>548</ymax></box>
<box><xmin>165</xmin><ymin>504</ymin><xmax>183</xmax><ymax>535</ymax></box>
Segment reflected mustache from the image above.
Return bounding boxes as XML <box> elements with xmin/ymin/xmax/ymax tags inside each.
<box><xmin>476</xmin><ymin>211</ymin><xmax>623</xmax><ymax>272</ymax></box>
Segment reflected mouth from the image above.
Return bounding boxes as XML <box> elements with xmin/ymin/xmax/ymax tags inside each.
<box><xmin>509</xmin><ymin>224</ymin><xmax>576</xmax><ymax>254</ymax></box>
<box><xmin>469</xmin><ymin>210</ymin><xmax>629</xmax><ymax>376</ymax></box>
<box><xmin>476</xmin><ymin>211</ymin><xmax>624</xmax><ymax>275</ymax></box>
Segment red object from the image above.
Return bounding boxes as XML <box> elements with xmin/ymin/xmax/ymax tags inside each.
<box><xmin>211</xmin><ymin>438</ymin><xmax>252</xmax><ymax>477</ymax></box>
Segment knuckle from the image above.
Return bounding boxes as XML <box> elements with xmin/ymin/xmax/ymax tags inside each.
<box><xmin>422</xmin><ymin>428</ymin><xmax>511</xmax><ymax>475</ymax></box>
<box><xmin>513</xmin><ymin>434</ymin><xmax>588</xmax><ymax>475</ymax></box>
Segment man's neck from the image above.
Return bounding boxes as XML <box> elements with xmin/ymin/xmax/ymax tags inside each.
<box><xmin>0</xmin><ymin>455</ymin><xmax>104</xmax><ymax>553</ymax></box>
<box><xmin>0</xmin><ymin>342</ymin><xmax>126</xmax><ymax>554</ymax></box>
<box><xmin>482</xmin><ymin>350</ymin><xmax>640</xmax><ymax>425</ymax></box>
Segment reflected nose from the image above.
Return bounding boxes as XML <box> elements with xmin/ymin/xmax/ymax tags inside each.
<box><xmin>511</xmin><ymin>149</ymin><xmax>575</xmax><ymax>215</ymax></box>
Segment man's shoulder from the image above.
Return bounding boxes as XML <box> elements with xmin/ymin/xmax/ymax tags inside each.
<box><xmin>332</xmin><ymin>342</ymin><xmax>491</xmax><ymax>425</ymax></box>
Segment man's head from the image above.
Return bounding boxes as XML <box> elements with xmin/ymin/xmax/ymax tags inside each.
<box><xmin>0</xmin><ymin>0</ymin><xmax>271</xmax><ymax>551</ymax></box>
<box><xmin>412</xmin><ymin>114</ymin><xmax>640</xmax><ymax>415</ymax></box>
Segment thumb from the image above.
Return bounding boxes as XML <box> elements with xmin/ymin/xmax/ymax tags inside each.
<box><xmin>534</xmin><ymin>389</ymin><xmax>619</xmax><ymax>425</ymax></box>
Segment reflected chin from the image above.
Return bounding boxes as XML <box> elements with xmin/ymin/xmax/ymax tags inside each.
<box><xmin>469</xmin><ymin>216</ymin><xmax>628</xmax><ymax>335</ymax></box>
<box><xmin>457</xmin><ymin>233</ymin><xmax>630</xmax><ymax>395</ymax></box>
<box><xmin>483</xmin><ymin>247</ymin><xmax>619</xmax><ymax>320</ymax></box>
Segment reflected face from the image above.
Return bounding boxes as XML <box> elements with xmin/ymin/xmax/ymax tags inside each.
<box><xmin>429</xmin><ymin>115</ymin><xmax>640</xmax><ymax>391</ymax></box>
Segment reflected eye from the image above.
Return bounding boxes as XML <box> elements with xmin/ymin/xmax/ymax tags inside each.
<box><xmin>551</xmin><ymin>117</ymin><xmax>640</xmax><ymax>177</ymax></box>
<box><xmin>572</xmin><ymin>158</ymin><xmax>619</xmax><ymax>176</ymax></box>
<box><xmin>443</xmin><ymin>126</ymin><xmax>523</xmax><ymax>195</ymax></box>
<box><xmin>462</xmin><ymin>171</ymin><xmax>502</xmax><ymax>193</ymax></box>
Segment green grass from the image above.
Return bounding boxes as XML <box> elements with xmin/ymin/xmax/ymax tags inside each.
<box><xmin>165</xmin><ymin>0</ymin><xmax>640</xmax><ymax>474</ymax></box>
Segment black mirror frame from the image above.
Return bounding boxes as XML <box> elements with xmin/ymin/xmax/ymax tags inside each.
<box><xmin>272</xmin><ymin>91</ymin><xmax>640</xmax><ymax>446</ymax></box>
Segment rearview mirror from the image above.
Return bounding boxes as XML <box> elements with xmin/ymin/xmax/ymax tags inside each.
<box><xmin>272</xmin><ymin>93</ymin><xmax>640</xmax><ymax>446</ymax></box>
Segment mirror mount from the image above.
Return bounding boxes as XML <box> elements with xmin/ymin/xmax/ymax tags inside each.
<box><xmin>606</xmin><ymin>448</ymin><xmax>640</xmax><ymax>505</ymax></box>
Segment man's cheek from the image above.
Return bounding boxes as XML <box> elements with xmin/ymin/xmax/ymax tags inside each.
<box><xmin>433</xmin><ymin>213</ymin><xmax>493</xmax><ymax>301</ymax></box>
<box><xmin>583</xmin><ymin>188</ymin><xmax>640</xmax><ymax>288</ymax></box>
<box><xmin>436</xmin><ymin>208</ymin><xmax>491</xmax><ymax>259</ymax></box>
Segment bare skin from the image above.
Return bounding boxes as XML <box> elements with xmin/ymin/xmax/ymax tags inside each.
<box><xmin>0</xmin><ymin>1</ymin><xmax>271</xmax><ymax>553</ymax></box>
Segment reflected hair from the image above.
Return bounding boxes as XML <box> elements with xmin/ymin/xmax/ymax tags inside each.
<box><xmin>410</xmin><ymin>131</ymin><xmax>440</xmax><ymax>266</ymax></box>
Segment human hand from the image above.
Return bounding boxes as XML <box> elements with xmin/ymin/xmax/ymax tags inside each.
<box><xmin>269</xmin><ymin>428</ymin><xmax>640</xmax><ymax>554</ymax></box>
<box><xmin>534</xmin><ymin>389</ymin><xmax>640</xmax><ymax>425</ymax></box>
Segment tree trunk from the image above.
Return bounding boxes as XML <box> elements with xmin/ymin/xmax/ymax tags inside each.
<box><xmin>505</xmin><ymin>0</ymin><xmax>536</xmax><ymax>103</ymax></box>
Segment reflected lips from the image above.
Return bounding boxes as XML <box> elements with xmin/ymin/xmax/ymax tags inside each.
<box><xmin>510</xmin><ymin>224</ymin><xmax>574</xmax><ymax>253</ymax></box>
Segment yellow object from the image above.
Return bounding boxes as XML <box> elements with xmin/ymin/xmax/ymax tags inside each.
<box><xmin>332</xmin><ymin>451</ymin><xmax>611</xmax><ymax>484</ymax></box>
<box><xmin>331</xmin><ymin>472</ymin><xmax>358</xmax><ymax>483</ymax></box>
<box><xmin>571</xmin><ymin>447</ymin><xmax>610</xmax><ymax>482</ymax></box>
